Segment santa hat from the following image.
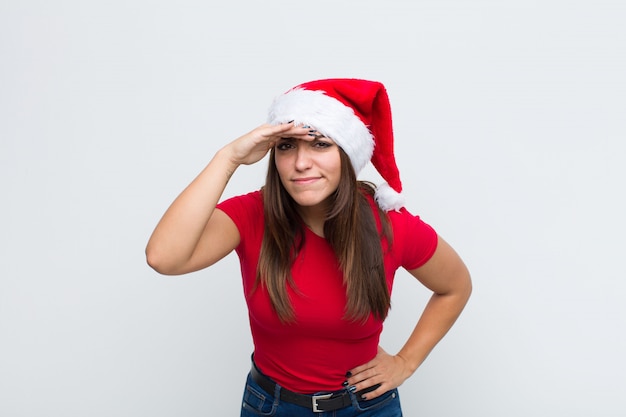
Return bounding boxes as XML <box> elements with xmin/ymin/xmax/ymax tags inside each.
<box><xmin>267</xmin><ymin>78</ymin><xmax>405</xmax><ymax>212</ymax></box>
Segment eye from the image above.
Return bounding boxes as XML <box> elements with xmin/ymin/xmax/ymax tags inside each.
<box><xmin>276</xmin><ymin>139</ymin><xmax>296</xmax><ymax>151</ymax></box>
<box><xmin>312</xmin><ymin>140</ymin><xmax>333</xmax><ymax>149</ymax></box>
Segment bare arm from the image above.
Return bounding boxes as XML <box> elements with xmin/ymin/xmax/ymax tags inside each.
<box><xmin>347</xmin><ymin>235</ymin><xmax>472</xmax><ymax>399</ymax></box>
<box><xmin>145</xmin><ymin>122</ymin><xmax>311</xmax><ymax>275</ymax></box>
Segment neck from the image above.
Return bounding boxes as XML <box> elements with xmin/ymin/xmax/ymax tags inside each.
<box><xmin>297</xmin><ymin>205</ymin><xmax>327</xmax><ymax>238</ymax></box>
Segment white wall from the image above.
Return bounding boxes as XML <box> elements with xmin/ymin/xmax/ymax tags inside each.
<box><xmin>1</xmin><ymin>1</ymin><xmax>625</xmax><ymax>416</ymax></box>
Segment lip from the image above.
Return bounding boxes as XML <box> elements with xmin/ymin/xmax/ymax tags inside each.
<box><xmin>291</xmin><ymin>177</ymin><xmax>320</xmax><ymax>185</ymax></box>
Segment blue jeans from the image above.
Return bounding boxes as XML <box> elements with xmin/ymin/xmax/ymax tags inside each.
<box><xmin>240</xmin><ymin>372</ymin><xmax>403</xmax><ymax>417</ymax></box>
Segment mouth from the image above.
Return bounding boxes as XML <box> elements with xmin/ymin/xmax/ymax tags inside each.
<box><xmin>291</xmin><ymin>177</ymin><xmax>320</xmax><ymax>185</ymax></box>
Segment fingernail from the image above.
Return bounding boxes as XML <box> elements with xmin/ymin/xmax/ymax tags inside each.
<box><xmin>345</xmin><ymin>371</ymin><xmax>352</xmax><ymax>378</ymax></box>
<box><xmin>342</xmin><ymin>381</ymin><xmax>349</xmax><ymax>387</ymax></box>
<box><xmin>308</xmin><ymin>133</ymin><xmax>316</xmax><ymax>136</ymax></box>
<box><xmin>348</xmin><ymin>386</ymin><xmax>357</xmax><ymax>393</ymax></box>
<box><xmin>287</xmin><ymin>120</ymin><xmax>294</xmax><ymax>123</ymax></box>
<box><xmin>361</xmin><ymin>394</ymin><xmax>367</xmax><ymax>400</ymax></box>
<box><xmin>302</xmin><ymin>125</ymin><xmax>310</xmax><ymax>128</ymax></box>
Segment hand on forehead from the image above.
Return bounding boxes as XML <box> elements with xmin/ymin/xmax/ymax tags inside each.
<box><xmin>280</xmin><ymin>123</ymin><xmax>328</xmax><ymax>141</ymax></box>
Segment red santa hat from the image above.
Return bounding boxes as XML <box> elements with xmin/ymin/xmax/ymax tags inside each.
<box><xmin>267</xmin><ymin>78</ymin><xmax>405</xmax><ymax>212</ymax></box>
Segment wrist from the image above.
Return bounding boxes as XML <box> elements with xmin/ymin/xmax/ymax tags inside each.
<box><xmin>214</xmin><ymin>146</ymin><xmax>241</xmax><ymax>176</ymax></box>
<box><xmin>396</xmin><ymin>353</ymin><xmax>419</xmax><ymax>375</ymax></box>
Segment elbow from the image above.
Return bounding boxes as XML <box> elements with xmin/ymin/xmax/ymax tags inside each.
<box><xmin>145</xmin><ymin>250</ymin><xmax>161</xmax><ymax>273</ymax></box>
<box><xmin>145</xmin><ymin>246</ymin><xmax>179</xmax><ymax>276</ymax></box>
<box><xmin>145</xmin><ymin>248</ymin><xmax>166</xmax><ymax>274</ymax></box>
<box><xmin>442</xmin><ymin>268</ymin><xmax>472</xmax><ymax>304</ymax></box>
<box><xmin>461</xmin><ymin>270</ymin><xmax>473</xmax><ymax>303</ymax></box>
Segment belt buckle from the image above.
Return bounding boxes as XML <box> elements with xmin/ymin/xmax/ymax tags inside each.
<box><xmin>311</xmin><ymin>393</ymin><xmax>333</xmax><ymax>413</ymax></box>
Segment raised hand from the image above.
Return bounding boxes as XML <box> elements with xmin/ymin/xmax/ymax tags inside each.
<box><xmin>225</xmin><ymin>122</ymin><xmax>313</xmax><ymax>166</ymax></box>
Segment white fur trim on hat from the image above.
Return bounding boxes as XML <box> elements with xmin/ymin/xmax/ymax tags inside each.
<box><xmin>267</xmin><ymin>88</ymin><xmax>374</xmax><ymax>174</ymax></box>
<box><xmin>375</xmin><ymin>182</ymin><xmax>406</xmax><ymax>212</ymax></box>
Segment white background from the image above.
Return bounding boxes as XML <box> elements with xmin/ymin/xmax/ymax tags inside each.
<box><xmin>1</xmin><ymin>0</ymin><xmax>625</xmax><ymax>416</ymax></box>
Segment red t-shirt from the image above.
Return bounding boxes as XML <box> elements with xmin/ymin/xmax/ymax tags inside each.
<box><xmin>217</xmin><ymin>190</ymin><xmax>437</xmax><ymax>393</ymax></box>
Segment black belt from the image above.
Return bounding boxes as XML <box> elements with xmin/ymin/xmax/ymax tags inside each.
<box><xmin>250</xmin><ymin>364</ymin><xmax>376</xmax><ymax>413</ymax></box>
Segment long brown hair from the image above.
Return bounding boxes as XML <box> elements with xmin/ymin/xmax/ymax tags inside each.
<box><xmin>257</xmin><ymin>147</ymin><xmax>392</xmax><ymax>323</ymax></box>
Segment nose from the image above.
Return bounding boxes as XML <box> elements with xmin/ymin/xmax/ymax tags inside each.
<box><xmin>294</xmin><ymin>145</ymin><xmax>312</xmax><ymax>171</ymax></box>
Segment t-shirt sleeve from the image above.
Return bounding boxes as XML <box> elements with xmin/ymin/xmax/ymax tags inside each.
<box><xmin>216</xmin><ymin>190</ymin><xmax>264</xmax><ymax>246</ymax></box>
<box><xmin>391</xmin><ymin>208</ymin><xmax>438</xmax><ymax>270</ymax></box>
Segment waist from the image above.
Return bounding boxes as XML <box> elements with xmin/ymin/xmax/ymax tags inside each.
<box><xmin>251</xmin><ymin>343</ymin><xmax>378</xmax><ymax>393</ymax></box>
<box><xmin>250</xmin><ymin>358</ymin><xmax>379</xmax><ymax>413</ymax></box>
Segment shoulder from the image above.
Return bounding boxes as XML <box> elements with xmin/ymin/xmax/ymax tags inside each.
<box><xmin>387</xmin><ymin>207</ymin><xmax>436</xmax><ymax>239</ymax></box>
<box><xmin>386</xmin><ymin>206</ymin><xmax>439</xmax><ymax>270</ymax></box>
<box><xmin>363</xmin><ymin>191</ymin><xmax>432</xmax><ymax>236</ymax></box>
<box><xmin>216</xmin><ymin>190</ymin><xmax>264</xmax><ymax>230</ymax></box>
<box><xmin>217</xmin><ymin>190</ymin><xmax>263</xmax><ymax>211</ymax></box>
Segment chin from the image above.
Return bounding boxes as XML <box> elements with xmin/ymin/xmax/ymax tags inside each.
<box><xmin>288</xmin><ymin>192</ymin><xmax>333</xmax><ymax>209</ymax></box>
<box><xmin>292</xmin><ymin>197</ymin><xmax>326</xmax><ymax>208</ymax></box>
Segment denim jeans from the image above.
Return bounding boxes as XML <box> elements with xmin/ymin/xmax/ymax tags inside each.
<box><xmin>240</xmin><ymin>372</ymin><xmax>403</xmax><ymax>417</ymax></box>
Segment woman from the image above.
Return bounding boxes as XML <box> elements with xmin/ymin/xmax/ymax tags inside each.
<box><xmin>146</xmin><ymin>78</ymin><xmax>472</xmax><ymax>416</ymax></box>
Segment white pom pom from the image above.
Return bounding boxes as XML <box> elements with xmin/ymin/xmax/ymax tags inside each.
<box><xmin>374</xmin><ymin>182</ymin><xmax>405</xmax><ymax>212</ymax></box>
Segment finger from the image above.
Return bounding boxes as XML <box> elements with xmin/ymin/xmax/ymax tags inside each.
<box><xmin>359</xmin><ymin>383</ymin><xmax>388</xmax><ymax>401</ymax></box>
<box><xmin>270</xmin><ymin>120</ymin><xmax>315</xmax><ymax>131</ymax></box>
<box><xmin>283</xmin><ymin>123</ymin><xmax>318</xmax><ymax>135</ymax></box>
<box><xmin>348</xmin><ymin>373</ymin><xmax>386</xmax><ymax>399</ymax></box>
<box><xmin>347</xmin><ymin>367</ymin><xmax>380</xmax><ymax>390</ymax></box>
<box><xmin>264</xmin><ymin>122</ymin><xmax>296</xmax><ymax>136</ymax></box>
<box><xmin>264</xmin><ymin>123</ymin><xmax>312</xmax><ymax>140</ymax></box>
